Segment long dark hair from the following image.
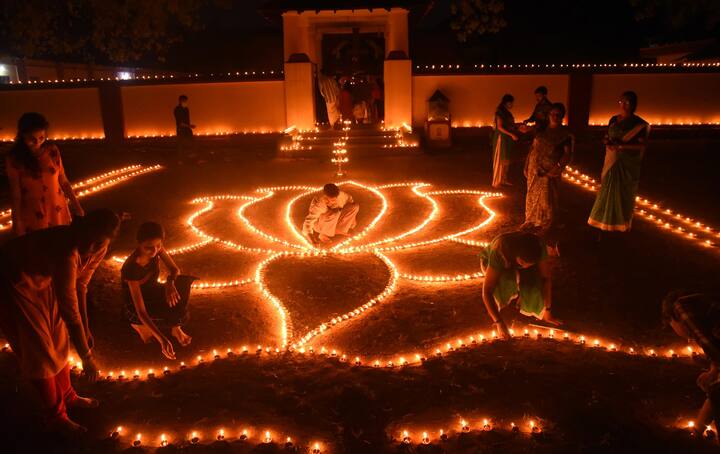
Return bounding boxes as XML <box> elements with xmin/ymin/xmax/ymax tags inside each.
<box><xmin>497</xmin><ymin>94</ymin><xmax>514</xmax><ymax>112</ymax></box>
<box><xmin>9</xmin><ymin>112</ymin><xmax>49</xmax><ymax>177</ymax></box>
<box><xmin>500</xmin><ymin>231</ymin><xmax>543</xmax><ymax>267</ymax></box>
<box><xmin>73</xmin><ymin>208</ymin><xmax>120</xmax><ymax>253</ymax></box>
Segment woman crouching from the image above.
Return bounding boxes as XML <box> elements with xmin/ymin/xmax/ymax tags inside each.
<box><xmin>121</xmin><ymin>222</ymin><xmax>195</xmax><ymax>359</ymax></box>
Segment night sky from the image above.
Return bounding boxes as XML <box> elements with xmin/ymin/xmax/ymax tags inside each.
<box><xmin>1</xmin><ymin>0</ymin><xmax>718</xmax><ymax>70</ymax></box>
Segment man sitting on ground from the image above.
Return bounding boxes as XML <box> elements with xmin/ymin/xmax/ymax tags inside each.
<box><xmin>302</xmin><ymin>183</ymin><xmax>359</xmax><ymax>246</ymax></box>
<box><xmin>662</xmin><ymin>291</ymin><xmax>720</xmax><ymax>432</ymax></box>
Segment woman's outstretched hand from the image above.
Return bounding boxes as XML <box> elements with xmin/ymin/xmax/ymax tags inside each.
<box><xmin>159</xmin><ymin>336</ymin><xmax>176</xmax><ymax>360</ymax></box>
<box><xmin>81</xmin><ymin>354</ymin><xmax>100</xmax><ymax>383</ymax></box>
<box><xmin>165</xmin><ymin>282</ymin><xmax>180</xmax><ymax>307</ymax></box>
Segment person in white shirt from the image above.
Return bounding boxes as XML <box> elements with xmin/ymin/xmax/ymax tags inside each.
<box><xmin>302</xmin><ymin>183</ymin><xmax>359</xmax><ymax>246</ymax></box>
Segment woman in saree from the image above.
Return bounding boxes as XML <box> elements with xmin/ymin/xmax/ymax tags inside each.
<box><xmin>523</xmin><ymin>103</ymin><xmax>574</xmax><ymax>230</ymax></box>
<box><xmin>480</xmin><ymin>231</ymin><xmax>560</xmax><ymax>338</ymax></box>
<box><xmin>588</xmin><ymin>91</ymin><xmax>650</xmax><ymax>233</ymax></box>
<box><xmin>491</xmin><ymin>94</ymin><xmax>521</xmax><ymax>188</ymax></box>
<box><xmin>0</xmin><ymin>209</ymin><xmax>119</xmax><ymax>434</ymax></box>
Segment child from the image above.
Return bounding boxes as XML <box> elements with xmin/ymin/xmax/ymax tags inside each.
<box><xmin>121</xmin><ymin>222</ymin><xmax>195</xmax><ymax>359</ymax></box>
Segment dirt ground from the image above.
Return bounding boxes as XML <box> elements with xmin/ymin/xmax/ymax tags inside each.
<box><xmin>0</xmin><ymin>130</ymin><xmax>718</xmax><ymax>453</ymax></box>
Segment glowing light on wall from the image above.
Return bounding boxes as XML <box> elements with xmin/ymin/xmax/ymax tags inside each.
<box><xmin>414</xmin><ymin>62</ymin><xmax>720</xmax><ymax>72</ymax></box>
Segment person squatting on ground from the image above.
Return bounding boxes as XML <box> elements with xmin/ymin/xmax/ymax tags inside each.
<box><xmin>663</xmin><ymin>291</ymin><xmax>720</xmax><ymax>433</ymax></box>
<box><xmin>302</xmin><ymin>183</ymin><xmax>359</xmax><ymax>246</ymax></box>
<box><xmin>0</xmin><ymin>209</ymin><xmax>120</xmax><ymax>434</ymax></box>
<box><xmin>480</xmin><ymin>231</ymin><xmax>561</xmax><ymax>338</ymax></box>
<box><xmin>5</xmin><ymin>112</ymin><xmax>84</xmax><ymax>237</ymax></box>
<box><xmin>121</xmin><ymin>222</ymin><xmax>196</xmax><ymax>360</ymax></box>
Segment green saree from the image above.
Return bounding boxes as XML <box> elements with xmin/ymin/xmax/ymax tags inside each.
<box><xmin>588</xmin><ymin>114</ymin><xmax>650</xmax><ymax>231</ymax></box>
<box><xmin>480</xmin><ymin>233</ymin><xmax>548</xmax><ymax>319</ymax></box>
<box><xmin>491</xmin><ymin>108</ymin><xmax>516</xmax><ymax>188</ymax></box>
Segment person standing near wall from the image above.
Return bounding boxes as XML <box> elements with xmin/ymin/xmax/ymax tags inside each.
<box><xmin>173</xmin><ymin>95</ymin><xmax>195</xmax><ymax>164</ymax></box>
<box><xmin>523</xmin><ymin>86</ymin><xmax>553</xmax><ymax>131</ymax></box>
<box><xmin>5</xmin><ymin>112</ymin><xmax>84</xmax><ymax>237</ymax></box>
<box><xmin>587</xmin><ymin>91</ymin><xmax>650</xmax><ymax>235</ymax></box>
<box><xmin>319</xmin><ymin>71</ymin><xmax>341</xmax><ymax>129</ymax></box>
<box><xmin>492</xmin><ymin>94</ymin><xmax>520</xmax><ymax>188</ymax></box>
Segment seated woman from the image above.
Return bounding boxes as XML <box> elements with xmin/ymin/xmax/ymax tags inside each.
<box><xmin>480</xmin><ymin>231</ymin><xmax>560</xmax><ymax>338</ymax></box>
<box><xmin>121</xmin><ymin>222</ymin><xmax>195</xmax><ymax>359</ymax></box>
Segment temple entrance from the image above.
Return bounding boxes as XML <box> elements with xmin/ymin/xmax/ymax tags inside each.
<box><xmin>316</xmin><ymin>29</ymin><xmax>385</xmax><ymax>126</ymax></box>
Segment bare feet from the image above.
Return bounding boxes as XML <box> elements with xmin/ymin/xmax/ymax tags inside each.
<box><xmin>131</xmin><ymin>324</ymin><xmax>153</xmax><ymax>344</ymax></box>
<box><xmin>171</xmin><ymin>326</ymin><xmax>192</xmax><ymax>347</ymax></box>
<box><xmin>48</xmin><ymin>416</ymin><xmax>87</xmax><ymax>436</ymax></box>
<box><xmin>318</xmin><ymin>234</ymin><xmax>331</xmax><ymax>243</ymax></box>
<box><xmin>68</xmin><ymin>395</ymin><xmax>99</xmax><ymax>409</ymax></box>
<box><xmin>542</xmin><ymin>310</ymin><xmax>563</xmax><ymax>326</ymax></box>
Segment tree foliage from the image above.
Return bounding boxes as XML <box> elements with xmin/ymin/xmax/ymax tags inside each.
<box><xmin>450</xmin><ymin>0</ymin><xmax>507</xmax><ymax>42</ymax></box>
<box><xmin>629</xmin><ymin>0</ymin><xmax>720</xmax><ymax>42</ymax></box>
<box><xmin>0</xmin><ymin>0</ymin><xmax>211</xmax><ymax>63</ymax></box>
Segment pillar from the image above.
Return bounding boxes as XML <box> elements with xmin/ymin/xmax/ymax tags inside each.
<box><xmin>283</xmin><ymin>12</ymin><xmax>316</xmax><ymax>130</ymax></box>
<box><xmin>384</xmin><ymin>60</ymin><xmax>412</xmax><ymax>129</ymax></box>
<box><xmin>283</xmin><ymin>13</ymin><xmax>312</xmax><ymax>63</ymax></box>
<box><xmin>386</xmin><ymin>8</ymin><xmax>409</xmax><ymax>59</ymax></box>
<box><xmin>97</xmin><ymin>81</ymin><xmax>125</xmax><ymax>143</ymax></box>
<box><xmin>284</xmin><ymin>62</ymin><xmax>315</xmax><ymax>130</ymax></box>
<box><xmin>384</xmin><ymin>8</ymin><xmax>411</xmax><ymax>129</ymax></box>
<box><xmin>567</xmin><ymin>72</ymin><xmax>593</xmax><ymax>133</ymax></box>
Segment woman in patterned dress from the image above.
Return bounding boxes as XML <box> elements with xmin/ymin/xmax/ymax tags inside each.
<box><xmin>523</xmin><ymin>103</ymin><xmax>574</xmax><ymax>231</ymax></box>
<box><xmin>5</xmin><ymin>113</ymin><xmax>84</xmax><ymax>237</ymax></box>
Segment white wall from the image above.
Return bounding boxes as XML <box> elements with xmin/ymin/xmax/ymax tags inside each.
<box><xmin>589</xmin><ymin>73</ymin><xmax>720</xmax><ymax>125</ymax></box>
<box><xmin>122</xmin><ymin>81</ymin><xmax>287</xmax><ymax>137</ymax></box>
<box><xmin>0</xmin><ymin>88</ymin><xmax>104</xmax><ymax>140</ymax></box>
<box><xmin>412</xmin><ymin>74</ymin><xmax>570</xmax><ymax>127</ymax></box>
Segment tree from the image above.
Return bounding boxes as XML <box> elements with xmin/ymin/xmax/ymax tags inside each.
<box><xmin>450</xmin><ymin>0</ymin><xmax>507</xmax><ymax>43</ymax></box>
<box><xmin>629</xmin><ymin>0</ymin><xmax>720</xmax><ymax>43</ymax></box>
<box><xmin>0</xmin><ymin>0</ymin><xmax>213</xmax><ymax>63</ymax></box>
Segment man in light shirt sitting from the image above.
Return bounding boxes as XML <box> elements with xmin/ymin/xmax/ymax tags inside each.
<box><xmin>302</xmin><ymin>183</ymin><xmax>359</xmax><ymax>246</ymax></box>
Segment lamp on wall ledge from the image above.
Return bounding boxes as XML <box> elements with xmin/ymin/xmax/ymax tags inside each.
<box><xmin>425</xmin><ymin>90</ymin><xmax>451</xmax><ymax>148</ymax></box>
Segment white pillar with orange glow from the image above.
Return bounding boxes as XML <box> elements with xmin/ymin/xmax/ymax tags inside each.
<box><xmin>384</xmin><ymin>8</ymin><xmax>412</xmax><ymax>129</ymax></box>
<box><xmin>284</xmin><ymin>61</ymin><xmax>315</xmax><ymax>131</ymax></box>
<box><xmin>282</xmin><ymin>12</ymin><xmax>315</xmax><ymax>131</ymax></box>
